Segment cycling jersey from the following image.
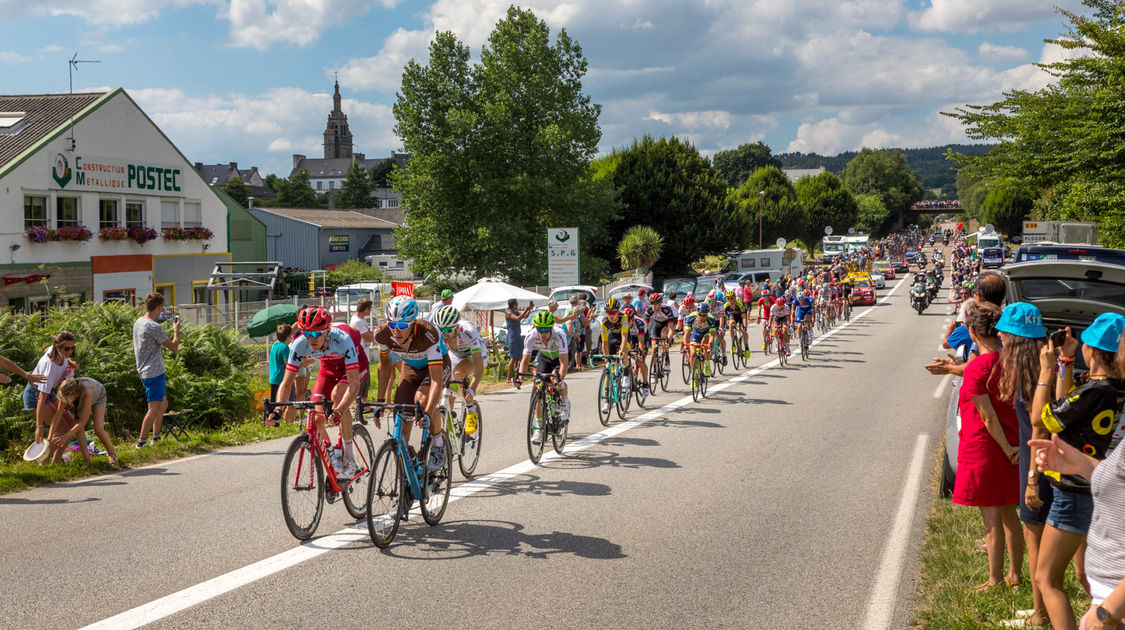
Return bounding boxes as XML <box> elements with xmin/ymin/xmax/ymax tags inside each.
<box><xmin>769</xmin><ymin>302</ymin><xmax>790</xmax><ymax>324</ymax></box>
<box><xmin>599</xmin><ymin>314</ymin><xmax>630</xmax><ymax>340</ymax></box>
<box><xmin>439</xmin><ymin>320</ymin><xmax>487</xmax><ymax>360</ymax></box>
<box><xmin>627</xmin><ymin>317</ymin><xmax>647</xmax><ymax>342</ymax></box>
<box><xmin>373</xmin><ymin>319</ymin><xmax>443</xmax><ymax>370</ymax></box>
<box><xmin>647</xmin><ymin>303</ymin><xmax>676</xmax><ymax>324</ymax></box>
<box><xmin>522</xmin><ymin>325</ymin><xmax>568</xmax><ymax>359</ymax></box>
<box><xmin>286</xmin><ymin>326</ymin><xmax>360</xmax><ymax>373</ymax></box>
<box><xmin>795</xmin><ymin>296</ymin><xmax>815</xmax><ymax>320</ymax></box>
<box><xmin>684</xmin><ymin>312</ymin><xmax>717</xmax><ymax>333</ymax></box>
<box><xmin>723</xmin><ymin>300</ymin><xmax>745</xmax><ymax>323</ymax></box>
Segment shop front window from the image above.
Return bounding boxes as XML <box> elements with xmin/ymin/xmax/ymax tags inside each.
<box><xmin>99</xmin><ymin>199</ymin><xmax>119</xmax><ymax>228</ymax></box>
<box><xmin>56</xmin><ymin>197</ymin><xmax>79</xmax><ymax>227</ymax></box>
<box><xmin>125</xmin><ymin>202</ymin><xmax>144</xmax><ymax>228</ymax></box>
<box><xmin>24</xmin><ymin>195</ymin><xmax>47</xmax><ymax>228</ymax></box>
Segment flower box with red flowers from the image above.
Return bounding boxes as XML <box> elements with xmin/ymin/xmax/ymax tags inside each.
<box><xmin>26</xmin><ymin>225</ymin><xmax>93</xmax><ymax>243</ymax></box>
<box><xmin>162</xmin><ymin>226</ymin><xmax>214</xmax><ymax>241</ymax></box>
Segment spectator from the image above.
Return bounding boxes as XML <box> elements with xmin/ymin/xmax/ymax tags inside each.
<box><xmin>954</xmin><ymin>300</ymin><xmax>1024</xmax><ymax>591</ymax></box>
<box><xmin>440</xmin><ymin>289</ymin><xmax>454</xmax><ymax>307</ymax></box>
<box><xmin>268</xmin><ymin>324</ymin><xmax>296</xmax><ymax>424</ymax></box>
<box><xmin>996</xmin><ymin>302</ymin><xmax>1052</xmax><ymax>628</ymax></box>
<box><xmin>1030</xmin><ymin>313</ymin><xmax>1125</xmax><ymax>630</ymax></box>
<box><xmin>350</xmin><ymin>298</ymin><xmax>376</xmax><ymax>401</ymax></box>
<box><xmin>927</xmin><ymin>271</ymin><xmax>1007</xmax><ymax>377</ymax></box>
<box><xmin>51</xmin><ymin>377</ymin><xmax>118</xmax><ymax>466</ymax></box>
<box><xmin>506</xmin><ymin>298</ymin><xmax>532</xmax><ymax>383</ymax></box>
<box><xmin>0</xmin><ymin>355</ymin><xmax>47</xmax><ymax>385</ymax></box>
<box><xmin>632</xmin><ymin>289</ymin><xmax>646</xmax><ymax>311</ymax></box>
<box><xmin>132</xmin><ymin>292</ymin><xmax>180</xmax><ymax>447</ymax></box>
<box><xmin>24</xmin><ymin>331</ymin><xmax>77</xmax><ymax>446</ymax></box>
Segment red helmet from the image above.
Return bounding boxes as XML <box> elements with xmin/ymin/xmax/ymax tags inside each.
<box><xmin>622</xmin><ymin>306</ymin><xmax>635</xmax><ymax>318</ymax></box>
<box><xmin>649</xmin><ymin>292</ymin><xmax>662</xmax><ymax>302</ymax></box>
<box><xmin>683</xmin><ymin>296</ymin><xmax>695</xmax><ymax>307</ymax></box>
<box><xmin>296</xmin><ymin>306</ymin><xmax>331</xmax><ymax>332</ymax></box>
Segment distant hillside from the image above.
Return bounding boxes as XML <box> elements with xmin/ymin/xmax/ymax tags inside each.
<box><xmin>776</xmin><ymin>144</ymin><xmax>995</xmax><ymax>199</ymax></box>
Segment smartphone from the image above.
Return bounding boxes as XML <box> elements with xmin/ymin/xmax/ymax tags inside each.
<box><xmin>1050</xmin><ymin>329</ymin><xmax>1067</xmax><ymax>347</ymax></box>
<box><xmin>173</xmin><ymin>315</ymin><xmax>180</xmax><ymax>324</ymax></box>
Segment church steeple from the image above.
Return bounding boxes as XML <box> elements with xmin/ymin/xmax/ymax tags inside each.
<box><xmin>323</xmin><ymin>78</ymin><xmax>353</xmax><ymax>159</ymax></box>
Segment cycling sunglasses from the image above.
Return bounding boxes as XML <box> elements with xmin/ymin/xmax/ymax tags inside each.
<box><xmin>303</xmin><ymin>330</ymin><xmax>325</xmax><ymax>339</ymax></box>
<box><xmin>438</xmin><ymin>326</ymin><xmax>455</xmax><ymax>334</ymax></box>
<box><xmin>388</xmin><ymin>321</ymin><xmax>412</xmax><ymax>330</ymax></box>
<box><xmin>605</xmin><ymin>309</ymin><xmax>619</xmax><ymax>316</ymax></box>
<box><xmin>535</xmin><ymin>326</ymin><xmax>553</xmax><ymax>333</ymax></box>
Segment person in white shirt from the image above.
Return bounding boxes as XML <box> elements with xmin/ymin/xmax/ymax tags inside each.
<box><xmin>23</xmin><ymin>331</ymin><xmax>78</xmax><ymax>446</ymax></box>
<box><xmin>348</xmin><ymin>298</ymin><xmax>376</xmax><ymax>401</ymax></box>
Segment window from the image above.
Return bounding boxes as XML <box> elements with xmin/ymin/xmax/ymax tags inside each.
<box><xmin>183</xmin><ymin>201</ymin><xmax>202</xmax><ymax>227</ymax></box>
<box><xmin>56</xmin><ymin>197</ymin><xmax>79</xmax><ymax>227</ymax></box>
<box><xmin>24</xmin><ymin>195</ymin><xmax>47</xmax><ymax>228</ymax></box>
<box><xmin>386</xmin><ymin>198</ymin><xmax>399</xmax><ymax>208</ymax></box>
<box><xmin>99</xmin><ymin>199</ymin><xmax>119</xmax><ymax>228</ymax></box>
<box><xmin>125</xmin><ymin>202</ymin><xmax>144</xmax><ymax>228</ymax></box>
<box><xmin>760</xmin><ymin>257</ymin><xmax>771</xmax><ymax>267</ymax></box>
<box><xmin>740</xmin><ymin>257</ymin><xmax>755</xmax><ymax>268</ymax></box>
<box><xmin>161</xmin><ymin>200</ymin><xmax>179</xmax><ymax>228</ymax></box>
<box><xmin>372</xmin><ymin>198</ymin><xmax>382</xmax><ymax>208</ymax></box>
<box><xmin>316</xmin><ymin>181</ymin><xmax>323</xmax><ymax>191</ymax></box>
<box><xmin>102</xmin><ymin>289</ymin><xmax>136</xmax><ymax>306</ymax></box>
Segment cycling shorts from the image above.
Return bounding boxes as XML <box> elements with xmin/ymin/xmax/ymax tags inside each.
<box><xmin>311</xmin><ymin>361</ymin><xmax>370</xmax><ymax>401</ymax></box>
<box><xmin>604</xmin><ymin>332</ymin><xmax>623</xmax><ymax>356</ymax></box>
<box><xmin>392</xmin><ymin>355</ymin><xmax>450</xmax><ymax>404</ymax></box>
<box><xmin>725</xmin><ymin>311</ymin><xmax>744</xmax><ymax>325</ymax></box>
<box><xmin>649</xmin><ymin>318</ymin><xmax>672</xmax><ymax>339</ymax></box>
<box><xmin>796</xmin><ymin>307</ymin><xmax>813</xmax><ymax>321</ymax></box>
<box><xmin>772</xmin><ymin>315</ymin><xmax>788</xmax><ymax>327</ymax></box>
<box><xmin>449</xmin><ymin>348</ymin><xmax>485</xmax><ymax>375</ymax></box>
<box><xmin>689</xmin><ymin>328</ymin><xmax>711</xmax><ymax>344</ymax></box>
<box><xmin>627</xmin><ymin>335</ymin><xmax>647</xmax><ymax>355</ymax></box>
<box><xmin>535</xmin><ymin>354</ymin><xmax>561</xmax><ymax>377</ymax></box>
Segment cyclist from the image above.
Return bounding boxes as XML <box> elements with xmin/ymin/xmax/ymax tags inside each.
<box><xmin>598</xmin><ymin>298</ymin><xmax>631</xmax><ymax>414</ymax></box>
<box><xmin>769</xmin><ymin>292</ymin><xmax>792</xmax><ymax>356</ymax></box>
<box><xmin>647</xmin><ymin>292</ymin><xmax>676</xmax><ymax>371</ymax></box>
<box><xmin>373</xmin><ymin>296</ymin><xmax>447</xmax><ymax>471</ymax></box>
<box><xmin>430</xmin><ymin>305</ymin><xmax>485</xmax><ymax>435</ymax></box>
<box><xmin>622</xmin><ymin>306</ymin><xmax>651</xmax><ymax>401</ymax></box>
<box><xmin>706</xmin><ymin>290</ymin><xmax>728</xmax><ymax>364</ymax></box>
<box><xmin>684</xmin><ymin>302</ymin><xmax>718</xmax><ymax>375</ymax></box>
<box><xmin>795</xmin><ymin>288</ymin><xmax>815</xmax><ymax>347</ymax></box>
<box><xmin>274</xmin><ymin>306</ymin><xmax>364</xmax><ymax>478</ymax></box>
<box><xmin>723</xmin><ymin>290</ymin><xmax>748</xmax><ymax>357</ymax></box>
<box><xmin>756</xmin><ymin>288</ymin><xmax>774</xmax><ymax>349</ymax></box>
<box><xmin>515</xmin><ymin>310</ymin><xmax>571</xmax><ymax>445</ymax></box>
<box><xmin>677</xmin><ymin>294</ymin><xmax>695</xmax><ymax>353</ymax></box>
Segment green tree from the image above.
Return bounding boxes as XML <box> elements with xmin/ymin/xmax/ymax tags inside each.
<box><xmin>325</xmin><ymin>258</ymin><xmax>384</xmax><ymax>286</ymax></box>
<box><xmin>222</xmin><ymin>176</ymin><xmax>249</xmax><ymax>208</ymax></box>
<box><xmin>617</xmin><ymin>225</ymin><xmax>664</xmax><ymax>272</ymax></box>
<box><xmin>841</xmin><ymin>148</ymin><xmax>924</xmax><ymax>236</ymax></box>
<box><xmin>713</xmin><ymin>142</ymin><xmax>781</xmax><ymax>189</ymax></box>
<box><xmin>274</xmin><ymin>169</ymin><xmax>319</xmax><ymax>208</ymax></box>
<box><xmin>392</xmin><ymin>8</ymin><xmax>604</xmax><ymax>284</ymax></box>
<box><xmin>604</xmin><ymin>135</ymin><xmax>743</xmax><ymax>278</ymax></box>
<box><xmin>945</xmin><ymin>0</ymin><xmax>1125</xmax><ymax>246</ymax></box>
<box><xmin>336</xmin><ymin>162</ymin><xmax>372</xmax><ymax>209</ymax></box>
<box><xmin>793</xmin><ymin>171</ymin><xmax>858</xmax><ymax>256</ymax></box>
<box><xmin>980</xmin><ymin>178</ymin><xmax>1034</xmax><ymax>236</ymax></box>
<box><xmin>854</xmin><ymin>193</ymin><xmax>889</xmax><ymax>236</ymax></box>
<box><xmin>368</xmin><ymin>159</ymin><xmax>396</xmax><ymax>187</ymax></box>
<box><xmin>732</xmin><ymin>166</ymin><xmax>802</xmax><ymax>249</ymax></box>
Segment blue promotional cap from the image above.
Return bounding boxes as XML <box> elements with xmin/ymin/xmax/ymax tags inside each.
<box><xmin>996</xmin><ymin>302</ymin><xmax>1046</xmax><ymax>339</ymax></box>
<box><xmin>1081</xmin><ymin>312</ymin><xmax>1125</xmax><ymax>353</ymax></box>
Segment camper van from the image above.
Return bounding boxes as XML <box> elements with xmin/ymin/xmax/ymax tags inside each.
<box><xmin>821</xmin><ymin>235</ymin><xmax>846</xmax><ymax>262</ymax></box>
<box><xmin>721</xmin><ymin>248</ymin><xmax>805</xmax><ymax>278</ymax></box>
<box><xmin>843</xmin><ymin>234</ymin><xmax>870</xmax><ymax>253</ymax></box>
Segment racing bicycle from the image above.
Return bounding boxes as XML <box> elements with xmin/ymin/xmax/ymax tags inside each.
<box><xmin>686</xmin><ymin>342</ymin><xmax>710</xmax><ymax>402</ymax></box>
<box><xmin>593</xmin><ymin>354</ymin><xmax>631</xmax><ymax>425</ymax></box>
<box><xmin>649</xmin><ymin>337</ymin><xmax>672</xmax><ymax>393</ymax></box>
<box><xmin>516</xmin><ymin>370</ymin><xmax>569</xmax><ymax>464</ymax></box>
<box><xmin>438</xmin><ymin>378</ymin><xmax>482</xmax><ymax>478</ymax></box>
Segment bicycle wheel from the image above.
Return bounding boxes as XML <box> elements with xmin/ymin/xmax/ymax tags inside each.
<box><xmin>777</xmin><ymin>333</ymin><xmax>788</xmax><ymax>367</ymax></box>
<box><xmin>700</xmin><ymin>359</ymin><xmax>709</xmax><ymax>398</ymax></box>
<box><xmin>659</xmin><ymin>349</ymin><xmax>670</xmax><ymax>391</ymax></box>
<box><xmin>551</xmin><ymin>395</ymin><xmax>568</xmax><ymax>455</ymax></box>
<box><xmin>713</xmin><ymin>342</ymin><xmax>725</xmax><ymax>375</ymax></box>
<box><xmin>801</xmin><ymin>330</ymin><xmax>810</xmax><ymax>361</ymax></box>
<box><xmin>342</xmin><ymin>424</ymin><xmax>376</xmax><ymax>519</ymax></box>
<box><xmin>596</xmin><ymin>369</ymin><xmax>612</xmax><ymax>426</ymax></box>
<box><xmin>419</xmin><ymin>437</ymin><xmax>451</xmax><ymax>526</ymax></box>
<box><xmin>649</xmin><ymin>353</ymin><xmax>661</xmax><ymax>393</ymax></box>
<box><xmin>690</xmin><ymin>353</ymin><xmax>703</xmax><ymax>402</ymax></box>
<box><xmin>458</xmin><ymin>403</ymin><xmax>481</xmax><ymax>478</ymax></box>
<box><xmin>281</xmin><ymin>434</ymin><xmax>324</xmax><ymax>541</ymax></box>
<box><xmin>763</xmin><ymin>327</ymin><xmax>772</xmax><ymax>354</ymax></box>
<box><xmin>527</xmin><ymin>389</ymin><xmax>546</xmax><ymax>463</ymax></box>
<box><xmin>633</xmin><ymin>365</ymin><xmax>647</xmax><ymax>408</ymax></box>
<box><xmin>731</xmin><ymin>334</ymin><xmax>743</xmax><ymax>370</ymax></box>
<box><xmin>616</xmin><ymin>367</ymin><xmax>632</xmax><ymax>419</ymax></box>
<box><xmin>365</xmin><ymin>439</ymin><xmax>402</xmax><ymax>548</ymax></box>
<box><xmin>680</xmin><ymin>350</ymin><xmax>691</xmax><ymax>385</ymax></box>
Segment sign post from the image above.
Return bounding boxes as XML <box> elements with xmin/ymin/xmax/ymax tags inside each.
<box><xmin>547</xmin><ymin>228</ymin><xmax>580</xmax><ymax>288</ymax></box>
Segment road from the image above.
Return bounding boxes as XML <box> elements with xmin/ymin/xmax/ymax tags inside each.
<box><xmin>0</xmin><ymin>269</ymin><xmax>957</xmax><ymax>630</ymax></box>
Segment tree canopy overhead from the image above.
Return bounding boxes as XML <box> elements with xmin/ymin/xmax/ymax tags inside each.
<box><xmin>392</xmin><ymin>7</ymin><xmax>608</xmax><ymax>284</ymax></box>
<box><xmin>945</xmin><ymin>0</ymin><xmax>1125</xmax><ymax>246</ymax></box>
<box><xmin>713</xmin><ymin>142</ymin><xmax>781</xmax><ymax>189</ymax></box>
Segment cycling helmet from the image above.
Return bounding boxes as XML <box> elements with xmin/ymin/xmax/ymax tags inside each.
<box><xmin>697</xmin><ymin>303</ymin><xmax>711</xmax><ymax>314</ymax></box>
<box><xmin>532</xmin><ymin>310</ymin><xmax>556</xmax><ymax>328</ymax></box>
<box><xmin>683</xmin><ymin>296</ymin><xmax>695</xmax><ymax>307</ymax></box>
<box><xmin>430</xmin><ymin>304</ymin><xmax>460</xmax><ymax>329</ymax></box>
<box><xmin>649</xmin><ymin>292</ymin><xmax>663</xmax><ymax>303</ymax></box>
<box><xmin>385</xmin><ymin>295</ymin><xmax>418</xmax><ymax>323</ymax></box>
<box><xmin>604</xmin><ymin>297</ymin><xmax>620</xmax><ymax>312</ymax></box>
<box><xmin>622</xmin><ymin>307</ymin><xmax>635</xmax><ymax>318</ymax></box>
<box><xmin>296</xmin><ymin>306</ymin><xmax>331</xmax><ymax>332</ymax></box>
<box><xmin>725</xmin><ymin>290</ymin><xmax>736</xmax><ymax>299</ymax></box>
<box><xmin>440</xmin><ymin>289</ymin><xmax>454</xmax><ymax>299</ymax></box>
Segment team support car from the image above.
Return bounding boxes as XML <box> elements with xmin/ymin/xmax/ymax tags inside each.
<box><xmin>870</xmin><ymin>271</ymin><xmax>886</xmax><ymax>289</ymax></box>
<box><xmin>848</xmin><ymin>273</ymin><xmax>877</xmax><ymax>305</ymax></box>
<box><xmin>939</xmin><ymin>258</ymin><xmax>1125</xmax><ymax>496</ymax></box>
<box><xmin>873</xmin><ymin>261</ymin><xmax>896</xmax><ymax>280</ymax></box>
<box><xmin>890</xmin><ymin>257</ymin><xmax>910</xmax><ymax>274</ymax></box>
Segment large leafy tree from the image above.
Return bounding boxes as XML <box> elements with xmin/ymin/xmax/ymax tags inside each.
<box><xmin>854</xmin><ymin>193</ymin><xmax>889</xmax><ymax>236</ymax></box>
<box><xmin>980</xmin><ymin>178</ymin><xmax>1035</xmax><ymax>237</ymax></box>
<box><xmin>945</xmin><ymin>0</ymin><xmax>1125</xmax><ymax>246</ymax></box>
<box><xmin>393</xmin><ymin>7</ymin><xmax>605</xmax><ymax>284</ymax></box>
<box><xmin>840</xmin><ymin>148</ymin><xmax>924</xmax><ymax>236</ymax></box>
<box><xmin>222</xmin><ymin>176</ymin><xmax>249</xmax><ymax>208</ymax></box>
<box><xmin>793</xmin><ymin>171</ymin><xmax>858</xmax><ymax>255</ymax></box>
<box><xmin>335</xmin><ymin>163</ymin><xmax>372</xmax><ymax>209</ymax></box>
<box><xmin>732</xmin><ymin>166</ymin><xmax>802</xmax><ymax>249</ymax></box>
<box><xmin>604</xmin><ymin>135</ymin><xmax>744</xmax><ymax>277</ymax></box>
<box><xmin>273</xmin><ymin>169</ymin><xmax>320</xmax><ymax>208</ymax></box>
<box><xmin>713</xmin><ymin>141</ymin><xmax>781</xmax><ymax>189</ymax></box>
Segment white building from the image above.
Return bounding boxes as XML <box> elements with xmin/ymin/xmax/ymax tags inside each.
<box><xmin>0</xmin><ymin>89</ymin><xmax>231</xmax><ymax>311</ymax></box>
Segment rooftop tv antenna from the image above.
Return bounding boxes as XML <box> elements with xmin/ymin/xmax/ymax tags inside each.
<box><xmin>65</xmin><ymin>52</ymin><xmax>100</xmax><ymax>151</ymax></box>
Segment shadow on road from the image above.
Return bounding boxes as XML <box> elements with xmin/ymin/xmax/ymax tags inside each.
<box><xmin>461</xmin><ymin>472</ymin><xmax>612</xmax><ymax>500</ymax></box>
<box><xmin>0</xmin><ymin>495</ymin><xmax>99</xmax><ymax>505</ymax></box>
<box><xmin>380</xmin><ymin>519</ymin><xmax>627</xmax><ymax>561</ymax></box>
<box><xmin>550</xmin><ymin>447</ymin><xmax>681</xmax><ymax>472</ymax></box>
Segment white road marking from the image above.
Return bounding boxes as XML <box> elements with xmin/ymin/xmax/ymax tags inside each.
<box><xmin>80</xmin><ymin>275</ymin><xmax>910</xmax><ymax>630</ymax></box>
<box><xmin>861</xmin><ymin>433</ymin><xmax>931</xmax><ymax>630</ymax></box>
<box><xmin>932</xmin><ymin>373</ymin><xmax>952</xmax><ymax>398</ymax></box>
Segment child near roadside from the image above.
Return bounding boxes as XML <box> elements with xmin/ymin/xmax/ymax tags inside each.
<box><xmin>269</xmin><ymin>324</ymin><xmax>295</xmax><ymax>424</ymax></box>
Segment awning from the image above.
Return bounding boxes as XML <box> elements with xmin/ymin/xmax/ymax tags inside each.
<box><xmin>3</xmin><ymin>273</ymin><xmax>51</xmax><ymax>286</ymax></box>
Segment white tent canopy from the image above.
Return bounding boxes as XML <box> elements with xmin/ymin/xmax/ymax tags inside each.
<box><xmin>452</xmin><ymin>278</ymin><xmax>550</xmax><ymax>312</ymax></box>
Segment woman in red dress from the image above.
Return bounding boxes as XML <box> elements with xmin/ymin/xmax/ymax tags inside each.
<box><xmin>954</xmin><ymin>300</ymin><xmax>1025</xmax><ymax>590</ymax></box>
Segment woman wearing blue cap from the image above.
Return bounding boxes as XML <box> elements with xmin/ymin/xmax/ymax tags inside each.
<box><xmin>996</xmin><ymin>302</ymin><xmax>1051</xmax><ymax>627</ymax></box>
<box><xmin>1031</xmin><ymin>312</ymin><xmax>1125</xmax><ymax>630</ymax></box>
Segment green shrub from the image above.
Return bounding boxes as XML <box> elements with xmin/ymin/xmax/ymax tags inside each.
<box><xmin>0</xmin><ymin>302</ymin><xmax>257</xmax><ymax>460</ymax></box>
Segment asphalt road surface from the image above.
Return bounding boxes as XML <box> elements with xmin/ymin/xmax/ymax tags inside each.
<box><xmin>1</xmin><ymin>265</ymin><xmax>958</xmax><ymax>630</ymax></box>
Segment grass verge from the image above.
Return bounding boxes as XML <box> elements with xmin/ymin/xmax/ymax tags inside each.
<box><xmin>913</xmin><ymin>439</ymin><xmax>1089</xmax><ymax>629</ymax></box>
<box><xmin>0</xmin><ymin>420</ymin><xmax>302</xmax><ymax>495</ymax></box>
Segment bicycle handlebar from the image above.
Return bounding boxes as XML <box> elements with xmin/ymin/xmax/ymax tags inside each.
<box><xmin>263</xmin><ymin>398</ymin><xmax>333</xmax><ymax>413</ymax></box>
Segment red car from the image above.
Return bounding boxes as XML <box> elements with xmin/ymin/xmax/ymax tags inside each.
<box><xmin>850</xmin><ymin>279</ymin><xmax>876</xmax><ymax>305</ymax></box>
<box><xmin>877</xmin><ymin>266</ymin><xmax>895</xmax><ymax>280</ymax></box>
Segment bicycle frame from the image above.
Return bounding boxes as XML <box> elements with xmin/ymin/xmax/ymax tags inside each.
<box><xmin>358</xmin><ymin>401</ymin><xmax>428</xmax><ymax>504</ymax></box>
<box><xmin>591</xmin><ymin>355</ymin><xmax>623</xmax><ymax>403</ymax></box>
<box><xmin>266</xmin><ymin>398</ymin><xmax>349</xmax><ymax>493</ymax></box>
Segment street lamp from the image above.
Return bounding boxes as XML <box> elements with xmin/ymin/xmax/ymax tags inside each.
<box><xmin>758</xmin><ymin>190</ymin><xmax>765</xmax><ymax>249</ymax></box>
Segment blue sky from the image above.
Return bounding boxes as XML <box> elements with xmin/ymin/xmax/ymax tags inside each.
<box><xmin>0</xmin><ymin>0</ymin><xmax>1085</xmax><ymax>178</ymax></box>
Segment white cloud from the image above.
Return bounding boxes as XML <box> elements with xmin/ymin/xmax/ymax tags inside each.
<box><xmin>908</xmin><ymin>0</ymin><xmax>1075</xmax><ymax>33</ymax></box>
<box><xmin>978</xmin><ymin>42</ymin><xmax>1027</xmax><ymax>62</ymax></box>
<box><xmin>645</xmin><ymin>110</ymin><xmax>732</xmax><ymax>130</ymax></box>
<box><xmin>0</xmin><ymin>51</ymin><xmax>32</xmax><ymax>63</ymax></box>
<box><xmin>98</xmin><ymin>43</ymin><xmax>125</xmax><ymax>53</ymax></box>
<box><xmin>630</xmin><ymin>18</ymin><xmax>653</xmax><ymax>30</ymax></box>
<box><xmin>786</xmin><ymin>104</ymin><xmax>970</xmax><ymax>155</ymax></box>
<box><xmin>222</xmin><ymin>0</ymin><xmax>401</xmax><ymax>50</ymax></box>
<box><xmin>38</xmin><ymin>45</ymin><xmax>63</xmax><ymax>54</ymax></box>
<box><xmin>0</xmin><ymin>0</ymin><xmax>217</xmax><ymax>26</ymax></box>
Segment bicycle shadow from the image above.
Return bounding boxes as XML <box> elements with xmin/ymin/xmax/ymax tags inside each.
<box><xmin>459</xmin><ymin>473</ymin><xmax>612</xmax><ymax>500</ymax></box>
<box><xmin>0</xmin><ymin>495</ymin><xmax>100</xmax><ymax>505</ymax></box>
<box><xmin>381</xmin><ymin>519</ymin><xmax>627</xmax><ymax>561</ymax></box>
<box><xmin>543</xmin><ymin>448</ymin><xmax>681</xmax><ymax>472</ymax></box>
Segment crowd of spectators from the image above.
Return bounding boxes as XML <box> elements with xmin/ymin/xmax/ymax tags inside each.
<box><xmin>913</xmin><ymin>200</ymin><xmax>962</xmax><ymax>210</ymax></box>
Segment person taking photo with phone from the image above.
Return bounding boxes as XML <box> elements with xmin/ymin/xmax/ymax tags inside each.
<box><xmin>133</xmin><ymin>292</ymin><xmax>180</xmax><ymax>447</ymax></box>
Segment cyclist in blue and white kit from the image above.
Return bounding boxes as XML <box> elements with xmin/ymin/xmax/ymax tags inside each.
<box><xmin>515</xmin><ymin>310</ymin><xmax>571</xmax><ymax>446</ymax></box>
<box><xmin>430</xmin><ymin>305</ymin><xmax>486</xmax><ymax>434</ymax></box>
<box><xmin>795</xmin><ymin>289</ymin><xmax>815</xmax><ymax>346</ymax></box>
<box><xmin>684</xmin><ymin>302</ymin><xmax>718</xmax><ymax>372</ymax></box>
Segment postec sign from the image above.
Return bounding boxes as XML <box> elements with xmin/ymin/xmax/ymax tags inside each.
<box><xmin>50</xmin><ymin>153</ymin><xmax>183</xmax><ymax>196</ymax></box>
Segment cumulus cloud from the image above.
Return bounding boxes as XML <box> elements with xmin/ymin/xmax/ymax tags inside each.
<box><xmin>0</xmin><ymin>51</ymin><xmax>32</xmax><ymax>64</ymax></box>
<box><xmin>0</xmin><ymin>0</ymin><xmax>215</xmax><ymax>26</ymax></box>
<box><xmin>222</xmin><ymin>0</ymin><xmax>401</xmax><ymax>50</ymax></box>
<box><xmin>39</xmin><ymin>44</ymin><xmax>63</xmax><ymax>54</ymax></box>
<box><xmin>908</xmin><ymin>0</ymin><xmax>1075</xmax><ymax>33</ymax></box>
<box><xmin>978</xmin><ymin>42</ymin><xmax>1027</xmax><ymax>62</ymax></box>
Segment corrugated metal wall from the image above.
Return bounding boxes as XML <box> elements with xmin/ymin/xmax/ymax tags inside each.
<box><xmin>250</xmin><ymin>209</ymin><xmax>319</xmax><ymax>271</ymax></box>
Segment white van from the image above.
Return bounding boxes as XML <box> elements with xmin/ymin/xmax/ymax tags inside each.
<box><xmin>334</xmin><ymin>283</ymin><xmax>390</xmax><ymax>316</ymax></box>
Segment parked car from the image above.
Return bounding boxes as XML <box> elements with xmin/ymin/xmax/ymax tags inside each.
<box><xmin>692</xmin><ymin>276</ymin><xmax>720</xmax><ymax>299</ymax></box>
<box><xmin>940</xmin><ymin>258</ymin><xmax>1125</xmax><ymax>496</ymax></box>
<box><xmin>661</xmin><ymin>277</ymin><xmax>697</xmax><ymax>301</ymax></box>
<box><xmin>607</xmin><ymin>283</ymin><xmax>653</xmax><ymax>303</ymax></box>
<box><xmin>873</xmin><ymin>262</ymin><xmax>895</xmax><ymax>280</ymax></box>
<box><xmin>549</xmin><ymin>284</ymin><xmax>597</xmax><ymax>306</ymax></box>
<box><xmin>870</xmin><ymin>271</ymin><xmax>886</xmax><ymax>289</ymax></box>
